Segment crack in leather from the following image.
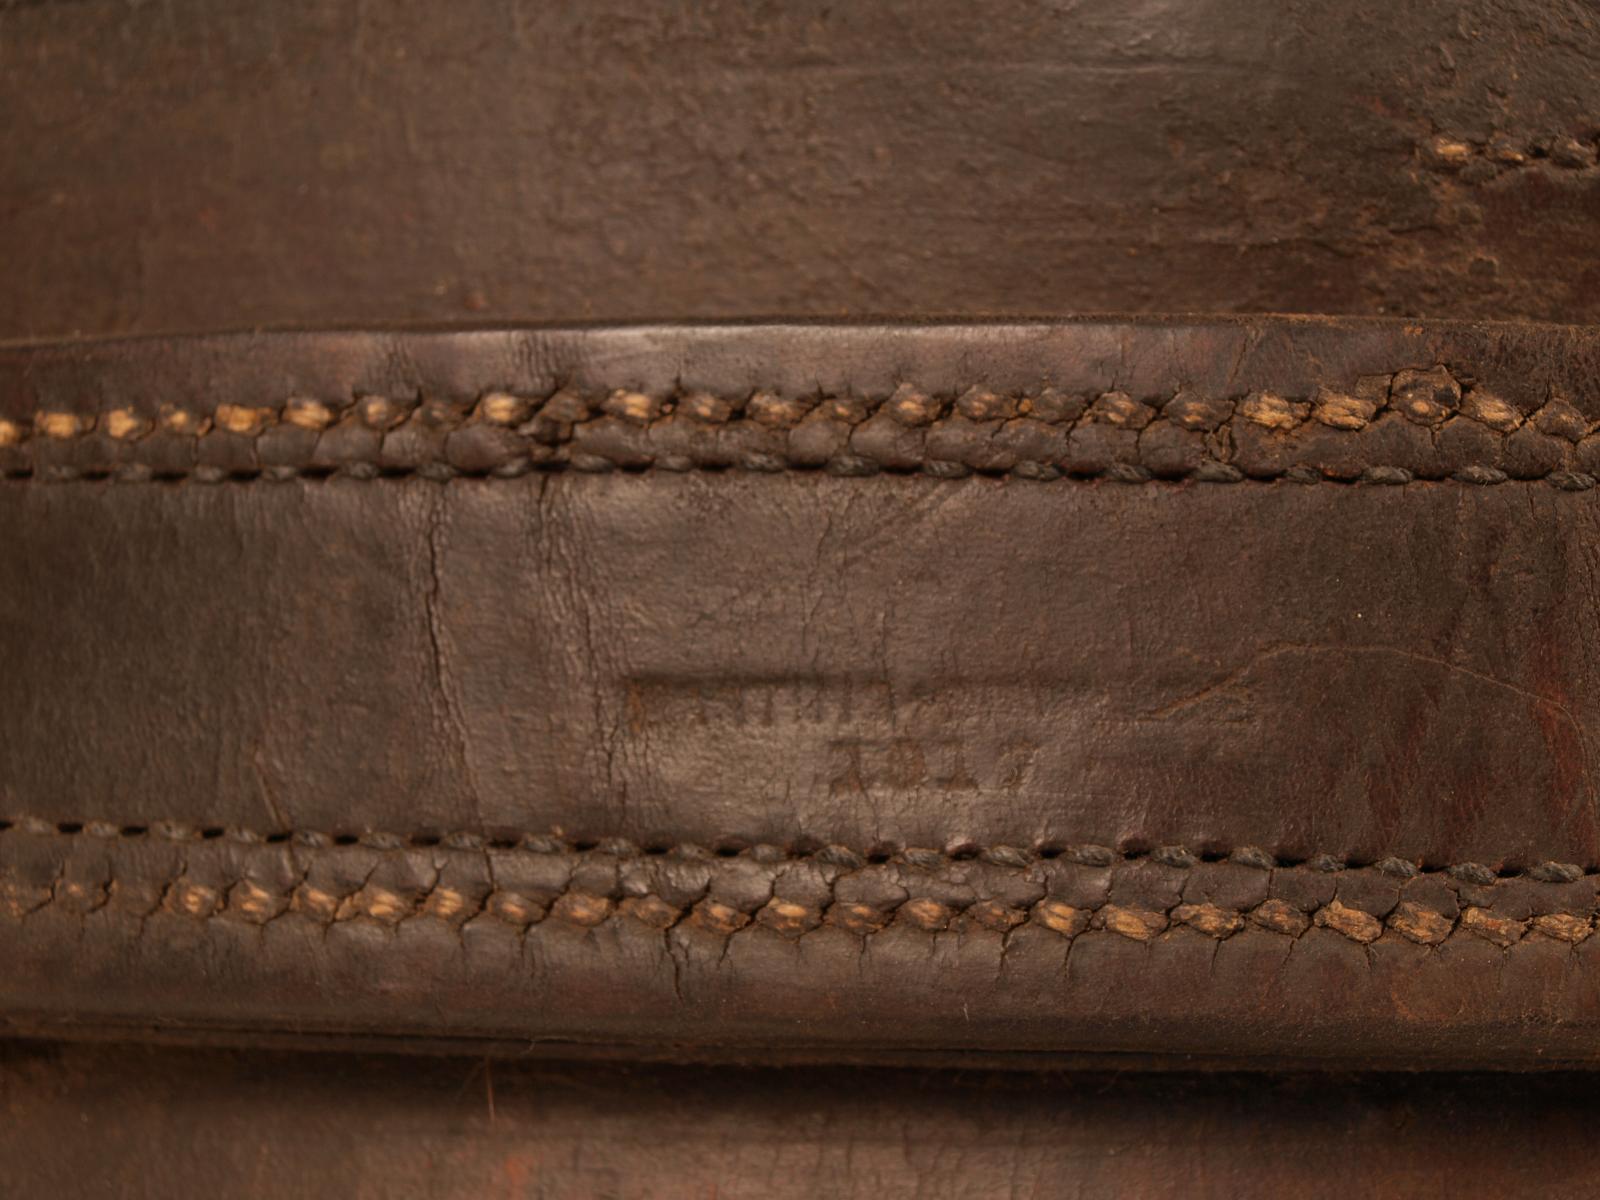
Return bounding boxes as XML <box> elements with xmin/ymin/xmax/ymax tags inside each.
<box><xmin>9</xmin><ymin>364</ymin><xmax>1600</xmax><ymax>487</ymax></box>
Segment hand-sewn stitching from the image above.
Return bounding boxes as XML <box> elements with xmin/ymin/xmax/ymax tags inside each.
<box><xmin>6</xmin><ymin>366</ymin><xmax>1600</xmax><ymax>487</ymax></box>
<box><xmin>4</xmin><ymin>819</ymin><xmax>1598</xmax><ymax>951</ymax></box>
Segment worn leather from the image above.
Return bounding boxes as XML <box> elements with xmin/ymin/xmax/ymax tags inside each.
<box><xmin>5</xmin><ymin>317</ymin><xmax>1600</xmax><ymax>1064</ymax></box>
<box><xmin>8</xmin><ymin>1042</ymin><xmax>1600</xmax><ymax>1200</ymax></box>
<box><xmin>7</xmin><ymin>2</ymin><xmax>1600</xmax><ymax>339</ymax></box>
<box><xmin>11</xmin><ymin>2</ymin><xmax>1600</xmax><ymax>1192</ymax></box>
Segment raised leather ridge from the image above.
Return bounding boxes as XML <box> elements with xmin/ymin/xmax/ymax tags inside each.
<box><xmin>4</xmin><ymin>349</ymin><xmax>1600</xmax><ymax>488</ymax></box>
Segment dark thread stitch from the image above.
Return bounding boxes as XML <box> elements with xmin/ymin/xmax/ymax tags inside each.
<box><xmin>2</xmin><ymin>818</ymin><xmax>1597</xmax><ymax>880</ymax></box>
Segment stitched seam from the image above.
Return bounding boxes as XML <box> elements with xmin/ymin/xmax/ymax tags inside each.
<box><xmin>1424</xmin><ymin>132</ymin><xmax>1600</xmax><ymax>173</ymax></box>
<box><xmin>5</xmin><ymin>368</ymin><xmax>1599</xmax><ymax>488</ymax></box>
<box><xmin>4</xmin><ymin>825</ymin><xmax>1592</xmax><ymax>950</ymax></box>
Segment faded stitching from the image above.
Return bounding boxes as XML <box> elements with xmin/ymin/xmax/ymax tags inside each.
<box><xmin>4</xmin><ymin>820</ymin><xmax>1600</xmax><ymax>951</ymax></box>
<box><xmin>1423</xmin><ymin>132</ymin><xmax>1600</xmax><ymax>175</ymax></box>
<box><xmin>6</xmin><ymin>365</ymin><xmax>1600</xmax><ymax>488</ymax></box>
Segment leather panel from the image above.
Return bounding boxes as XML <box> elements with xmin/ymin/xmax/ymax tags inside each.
<box><xmin>9</xmin><ymin>1043</ymin><xmax>1600</xmax><ymax>1199</ymax></box>
<box><xmin>7</xmin><ymin>1</ymin><xmax>1600</xmax><ymax>337</ymax></box>
<box><xmin>2</xmin><ymin>473</ymin><xmax>1596</xmax><ymax>867</ymax></box>
<box><xmin>5</xmin><ymin>318</ymin><xmax>1600</xmax><ymax>1063</ymax></box>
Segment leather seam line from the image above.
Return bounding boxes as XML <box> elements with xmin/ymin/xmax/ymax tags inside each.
<box><xmin>9</xmin><ymin>882</ymin><xmax>1585</xmax><ymax>952</ymax></box>
<box><xmin>2</xmin><ymin>837</ymin><xmax>1589</xmax><ymax>953</ymax></box>
<box><xmin>6</xmin><ymin>365</ymin><xmax>1600</xmax><ymax>488</ymax></box>
<box><xmin>1423</xmin><ymin>131</ymin><xmax>1600</xmax><ymax>174</ymax></box>
<box><xmin>2</xmin><ymin>818</ymin><xmax>1592</xmax><ymax>884</ymax></box>
<box><xmin>3</xmin><ymin>466</ymin><xmax>1597</xmax><ymax>489</ymax></box>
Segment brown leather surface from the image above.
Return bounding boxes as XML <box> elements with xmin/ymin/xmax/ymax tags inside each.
<box><xmin>4</xmin><ymin>474</ymin><xmax>1598</xmax><ymax>863</ymax></box>
<box><xmin>11</xmin><ymin>1</ymin><xmax>1600</xmax><ymax>1186</ymax></box>
<box><xmin>6</xmin><ymin>2</ymin><xmax>1600</xmax><ymax>339</ymax></box>
<box><xmin>7</xmin><ymin>1041</ymin><xmax>1600</xmax><ymax>1199</ymax></box>
<box><xmin>5</xmin><ymin>317</ymin><xmax>1600</xmax><ymax>1064</ymax></box>
<box><xmin>5</xmin><ymin>317</ymin><xmax>1600</xmax><ymax>862</ymax></box>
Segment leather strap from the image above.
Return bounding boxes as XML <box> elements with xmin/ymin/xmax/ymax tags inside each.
<box><xmin>5</xmin><ymin>318</ymin><xmax>1600</xmax><ymax>1064</ymax></box>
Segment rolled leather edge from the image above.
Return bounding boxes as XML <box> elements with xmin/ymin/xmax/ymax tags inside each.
<box><xmin>5</xmin><ymin>825</ymin><xmax>1600</xmax><ymax>1067</ymax></box>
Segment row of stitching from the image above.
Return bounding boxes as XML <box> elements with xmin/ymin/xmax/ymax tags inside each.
<box><xmin>6</xmin><ymin>366</ymin><xmax>1600</xmax><ymax>487</ymax></box>
<box><xmin>4</xmin><ymin>823</ymin><xmax>1597</xmax><ymax>951</ymax></box>
<box><xmin>1424</xmin><ymin>131</ymin><xmax>1600</xmax><ymax>176</ymax></box>
<box><xmin>3</xmin><ymin>818</ymin><xmax>1596</xmax><ymax>882</ymax></box>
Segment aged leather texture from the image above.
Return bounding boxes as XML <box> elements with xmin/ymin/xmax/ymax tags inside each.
<box><xmin>13</xmin><ymin>2</ymin><xmax>1600</xmax><ymax>1192</ymax></box>
<box><xmin>5</xmin><ymin>317</ymin><xmax>1600</xmax><ymax>1065</ymax></box>
<box><xmin>7</xmin><ymin>1041</ymin><xmax>1600</xmax><ymax>1200</ymax></box>
<box><xmin>6</xmin><ymin>1</ymin><xmax>1600</xmax><ymax>339</ymax></box>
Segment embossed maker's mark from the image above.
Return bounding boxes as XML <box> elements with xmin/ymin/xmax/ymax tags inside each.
<box><xmin>626</xmin><ymin>677</ymin><xmax>1046</xmax><ymax>802</ymax></box>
